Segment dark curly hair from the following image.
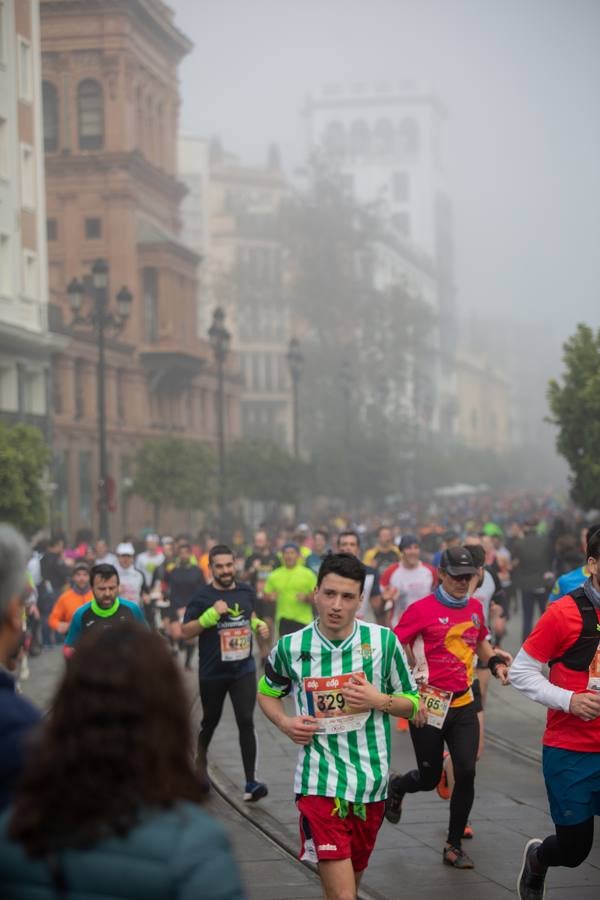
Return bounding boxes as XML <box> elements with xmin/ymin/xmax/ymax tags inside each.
<box><xmin>316</xmin><ymin>552</ymin><xmax>366</xmax><ymax>591</ymax></box>
<box><xmin>9</xmin><ymin>622</ymin><xmax>205</xmax><ymax>857</ymax></box>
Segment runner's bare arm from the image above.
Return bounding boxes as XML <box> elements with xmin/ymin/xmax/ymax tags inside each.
<box><xmin>476</xmin><ymin>639</ymin><xmax>512</xmax><ymax>684</ymax></box>
<box><xmin>341</xmin><ymin>673</ymin><xmax>418</xmax><ymax>719</ymax></box>
<box><xmin>402</xmin><ymin>643</ymin><xmax>416</xmax><ymax>668</ymax></box>
<box><xmin>257</xmin><ymin>693</ymin><xmax>319</xmax><ymax>744</ymax></box>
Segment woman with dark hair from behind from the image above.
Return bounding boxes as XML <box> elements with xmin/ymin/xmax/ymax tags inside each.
<box><xmin>0</xmin><ymin>621</ymin><xmax>246</xmax><ymax>899</ymax></box>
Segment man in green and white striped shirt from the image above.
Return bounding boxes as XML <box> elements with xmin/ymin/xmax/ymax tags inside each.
<box><xmin>258</xmin><ymin>552</ymin><xmax>418</xmax><ymax>899</ymax></box>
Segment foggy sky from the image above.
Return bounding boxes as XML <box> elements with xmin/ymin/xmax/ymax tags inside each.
<box><xmin>172</xmin><ymin>0</ymin><xmax>600</xmax><ymax>349</ymax></box>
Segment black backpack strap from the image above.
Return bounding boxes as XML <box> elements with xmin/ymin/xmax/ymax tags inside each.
<box><xmin>570</xmin><ymin>587</ymin><xmax>600</xmax><ymax>633</ymax></box>
<box><xmin>548</xmin><ymin>588</ymin><xmax>600</xmax><ymax>670</ymax></box>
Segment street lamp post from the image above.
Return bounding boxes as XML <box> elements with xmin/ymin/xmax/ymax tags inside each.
<box><xmin>208</xmin><ymin>307</ymin><xmax>231</xmax><ymax>539</ymax></box>
<box><xmin>286</xmin><ymin>337</ymin><xmax>304</xmax><ymax>458</ymax></box>
<box><xmin>67</xmin><ymin>259</ymin><xmax>133</xmax><ymax>544</ymax></box>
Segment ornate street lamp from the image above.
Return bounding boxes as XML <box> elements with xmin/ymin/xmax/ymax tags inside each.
<box><xmin>67</xmin><ymin>259</ymin><xmax>133</xmax><ymax>543</ymax></box>
<box><xmin>209</xmin><ymin>306</ymin><xmax>231</xmax><ymax>539</ymax></box>
<box><xmin>286</xmin><ymin>337</ymin><xmax>304</xmax><ymax>458</ymax></box>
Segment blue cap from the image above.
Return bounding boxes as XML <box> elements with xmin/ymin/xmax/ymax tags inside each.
<box><xmin>282</xmin><ymin>542</ymin><xmax>300</xmax><ymax>553</ymax></box>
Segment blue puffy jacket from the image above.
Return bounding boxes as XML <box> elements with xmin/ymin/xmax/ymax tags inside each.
<box><xmin>0</xmin><ymin>669</ymin><xmax>41</xmax><ymax>812</ymax></box>
<box><xmin>0</xmin><ymin>802</ymin><xmax>246</xmax><ymax>899</ymax></box>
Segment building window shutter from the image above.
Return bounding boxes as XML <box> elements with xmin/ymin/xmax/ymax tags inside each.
<box><xmin>42</xmin><ymin>81</ymin><xmax>59</xmax><ymax>153</ymax></box>
<box><xmin>77</xmin><ymin>79</ymin><xmax>104</xmax><ymax>150</ymax></box>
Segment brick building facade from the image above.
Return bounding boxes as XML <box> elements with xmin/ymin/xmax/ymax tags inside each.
<box><xmin>0</xmin><ymin>1</ymin><xmax>64</xmax><ymax>443</ymax></box>
<box><xmin>41</xmin><ymin>0</ymin><xmax>240</xmax><ymax>541</ymax></box>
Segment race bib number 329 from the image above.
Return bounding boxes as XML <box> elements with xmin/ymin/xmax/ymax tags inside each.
<box><xmin>303</xmin><ymin>673</ymin><xmax>369</xmax><ymax>735</ymax></box>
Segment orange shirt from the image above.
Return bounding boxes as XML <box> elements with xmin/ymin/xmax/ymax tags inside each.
<box><xmin>48</xmin><ymin>588</ymin><xmax>93</xmax><ymax>631</ymax></box>
<box><xmin>199</xmin><ymin>552</ymin><xmax>211</xmax><ymax>581</ymax></box>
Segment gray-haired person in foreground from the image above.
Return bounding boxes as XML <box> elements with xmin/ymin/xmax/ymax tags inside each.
<box><xmin>0</xmin><ymin>524</ymin><xmax>41</xmax><ymax>810</ymax></box>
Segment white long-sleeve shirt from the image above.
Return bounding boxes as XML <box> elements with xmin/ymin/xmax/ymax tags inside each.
<box><xmin>510</xmin><ymin>647</ymin><xmax>573</xmax><ymax>713</ymax></box>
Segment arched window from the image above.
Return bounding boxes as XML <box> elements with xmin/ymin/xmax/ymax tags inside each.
<box><xmin>398</xmin><ymin>117</ymin><xmax>419</xmax><ymax>154</ymax></box>
<box><xmin>42</xmin><ymin>81</ymin><xmax>59</xmax><ymax>153</ymax></box>
<box><xmin>348</xmin><ymin>119</ymin><xmax>370</xmax><ymax>155</ymax></box>
<box><xmin>77</xmin><ymin>79</ymin><xmax>104</xmax><ymax>150</ymax></box>
<box><xmin>373</xmin><ymin>118</ymin><xmax>394</xmax><ymax>154</ymax></box>
<box><xmin>323</xmin><ymin>121</ymin><xmax>345</xmax><ymax>155</ymax></box>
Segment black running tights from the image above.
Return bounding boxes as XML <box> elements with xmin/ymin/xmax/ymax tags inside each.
<box><xmin>198</xmin><ymin>671</ymin><xmax>257</xmax><ymax>782</ymax></box>
<box><xmin>393</xmin><ymin>702</ymin><xmax>479</xmax><ymax>848</ymax></box>
<box><xmin>537</xmin><ymin>818</ymin><xmax>595</xmax><ymax>869</ymax></box>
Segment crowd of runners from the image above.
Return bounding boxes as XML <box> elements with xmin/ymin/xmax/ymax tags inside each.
<box><xmin>0</xmin><ymin>496</ymin><xmax>598</xmax><ymax>899</ymax></box>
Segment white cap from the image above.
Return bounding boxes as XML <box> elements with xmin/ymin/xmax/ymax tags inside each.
<box><xmin>116</xmin><ymin>542</ymin><xmax>135</xmax><ymax>555</ymax></box>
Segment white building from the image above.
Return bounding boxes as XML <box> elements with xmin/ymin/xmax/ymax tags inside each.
<box><xmin>304</xmin><ymin>81</ymin><xmax>458</xmax><ymax>435</ymax></box>
<box><xmin>0</xmin><ymin>0</ymin><xmax>61</xmax><ymax>435</ymax></box>
<box><xmin>305</xmin><ymin>81</ymin><xmax>448</xmax><ymax>255</ymax></box>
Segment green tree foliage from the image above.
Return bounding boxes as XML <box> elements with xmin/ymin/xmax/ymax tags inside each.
<box><xmin>225</xmin><ymin>439</ymin><xmax>303</xmax><ymax>504</ymax></box>
<box><xmin>132</xmin><ymin>438</ymin><xmax>216</xmax><ymax>518</ymax></box>
<box><xmin>0</xmin><ymin>423</ymin><xmax>49</xmax><ymax>536</ymax></box>
<box><xmin>548</xmin><ymin>323</ymin><xmax>600</xmax><ymax>509</ymax></box>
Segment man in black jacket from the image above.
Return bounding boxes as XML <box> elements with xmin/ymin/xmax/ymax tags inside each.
<box><xmin>512</xmin><ymin>521</ymin><xmax>552</xmax><ymax>641</ymax></box>
<box><xmin>39</xmin><ymin>533</ymin><xmax>71</xmax><ymax>646</ymax></box>
<box><xmin>165</xmin><ymin>542</ymin><xmax>205</xmax><ymax>668</ymax></box>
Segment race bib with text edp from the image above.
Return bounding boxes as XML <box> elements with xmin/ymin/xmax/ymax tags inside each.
<box><xmin>303</xmin><ymin>672</ymin><xmax>369</xmax><ymax>735</ymax></box>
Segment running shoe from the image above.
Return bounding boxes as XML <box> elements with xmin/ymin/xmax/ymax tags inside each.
<box><xmin>463</xmin><ymin>822</ymin><xmax>474</xmax><ymax>839</ymax></box>
<box><xmin>244</xmin><ymin>781</ymin><xmax>268</xmax><ymax>802</ymax></box>
<box><xmin>436</xmin><ymin>751</ymin><xmax>451</xmax><ymax>800</ymax></box>
<box><xmin>443</xmin><ymin>845</ymin><xmax>474</xmax><ymax>869</ymax></box>
<box><xmin>517</xmin><ymin>839</ymin><xmax>547</xmax><ymax>900</ymax></box>
<box><xmin>384</xmin><ymin>775</ymin><xmax>404</xmax><ymax>824</ymax></box>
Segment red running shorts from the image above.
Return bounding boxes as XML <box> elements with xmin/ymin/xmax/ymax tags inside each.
<box><xmin>297</xmin><ymin>795</ymin><xmax>385</xmax><ymax>872</ymax></box>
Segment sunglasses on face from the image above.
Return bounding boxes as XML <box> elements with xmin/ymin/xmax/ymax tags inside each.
<box><xmin>448</xmin><ymin>572</ymin><xmax>472</xmax><ymax>583</ymax></box>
